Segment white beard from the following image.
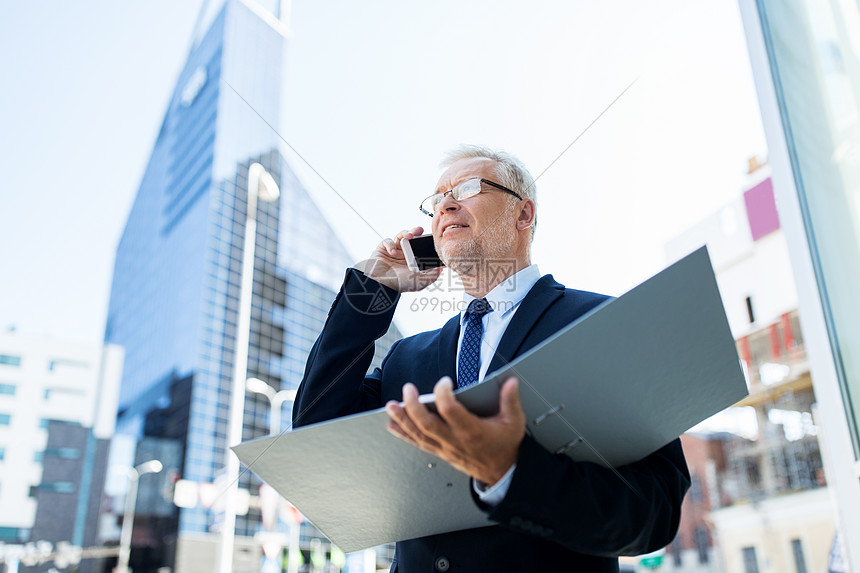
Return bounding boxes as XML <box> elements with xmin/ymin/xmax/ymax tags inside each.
<box><xmin>439</xmin><ymin>206</ymin><xmax>517</xmax><ymax>277</ymax></box>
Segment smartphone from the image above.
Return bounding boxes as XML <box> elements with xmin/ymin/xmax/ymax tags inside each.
<box><xmin>401</xmin><ymin>234</ymin><xmax>444</xmax><ymax>272</ymax></box>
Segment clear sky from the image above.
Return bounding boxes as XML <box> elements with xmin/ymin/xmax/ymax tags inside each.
<box><xmin>0</xmin><ymin>0</ymin><xmax>767</xmax><ymax>343</ymax></box>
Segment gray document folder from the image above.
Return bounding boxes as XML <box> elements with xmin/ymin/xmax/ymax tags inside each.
<box><xmin>233</xmin><ymin>246</ymin><xmax>748</xmax><ymax>552</ymax></box>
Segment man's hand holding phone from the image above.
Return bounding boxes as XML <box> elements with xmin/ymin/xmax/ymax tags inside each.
<box><xmin>401</xmin><ymin>233</ymin><xmax>445</xmax><ymax>272</ymax></box>
<box><xmin>353</xmin><ymin>226</ymin><xmax>444</xmax><ymax>292</ymax></box>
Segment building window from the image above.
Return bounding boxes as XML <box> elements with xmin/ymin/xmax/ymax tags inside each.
<box><xmin>47</xmin><ymin>358</ymin><xmax>89</xmax><ymax>371</ymax></box>
<box><xmin>44</xmin><ymin>387</ymin><xmax>86</xmax><ymax>400</ymax></box>
<box><xmin>695</xmin><ymin>527</ymin><xmax>710</xmax><ymax>564</ymax></box>
<box><xmin>0</xmin><ymin>383</ymin><xmax>14</xmax><ymax>395</ymax></box>
<box><xmin>0</xmin><ymin>527</ymin><xmax>26</xmax><ymax>542</ymax></box>
<box><xmin>745</xmin><ymin>296</ymin><xmax>755</xmax><ymax>323</ymax></box>
<box><xmin>44</xmin><ymin>447</ymin><xmax>80</xmax><ymax>459</ymax></box>
<box><xmin>791</xmin><ymin>539</ymin><xmax>808</xmax><ymax>573</ymax></box>
<box><xmin>0</xmin><ymin>446</ymin><xmax>5</xmax><ymax>461</ymax></box>
<box><xmin>0</xmin><ymin>413</ymin><xmax>10</xmax><ymax>425</ymax></box>
<box><xmin>38</xmin><ymin>418</ymin><xmax>72</xmax><ymax>430</ymax></box>
<box><xmin>34</xmin><ymin>482</ymin><xmax>75</xmax><ymax>494</ymax></box>
<box><xmin>742</xmin><ymin>547</ymin><xmax>760</xmax><ymax>573</ymax></box>
<box><xmin>0</xmin><ymin>355</ymin><xmax>21</xmax><ymax>367</ymax></box>
<box><xmin>671</xmin><ymin>534</ymin><xmax>683</xmax><ymax>567</ymax></box>
<box><xmin>689</xmin><ymin>475</ymin><xmax>704</xmax><ymax>502</ymax></box>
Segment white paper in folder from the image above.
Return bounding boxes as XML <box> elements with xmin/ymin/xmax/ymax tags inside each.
<box><xmin>233</xmin><ymin>246</ymin><xmax>748</xmax><ymax>552</ymax></box>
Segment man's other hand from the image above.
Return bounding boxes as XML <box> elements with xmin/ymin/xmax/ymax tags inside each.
<box><xmin>385</xmin><ymin>376</ymin><xmax>526</xmax><ymax>486</ymax></box>
<box><xmin>353</xmin><ymin>226</ymin><xmax>443</xmax><ymax>292</ymax></box>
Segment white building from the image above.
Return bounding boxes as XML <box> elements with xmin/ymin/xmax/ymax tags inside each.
<box><xmin>665</xmin><ymin>163</ymin><xmax>797</xmax><ymax>339</ymax></box>
<box><xmin>0</xmin><ymin>329</ymin><xmax>122</xmax><ymax>543</ymax></box>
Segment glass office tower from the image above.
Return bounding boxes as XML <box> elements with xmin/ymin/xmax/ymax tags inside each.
<box><xmin>102</xmin><ymin>1</ymin><xmax>399</xmax><ymax>569</ymax></box>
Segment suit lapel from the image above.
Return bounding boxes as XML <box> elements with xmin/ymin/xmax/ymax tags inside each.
<box><xmin>487</xmin><ymin>274</ymin><xmax>564</xmax><ymax>374</ymax></box>
<box><xmin>437</xmin><ymin>314</ymin><xmax>461</xmax><ymax>387</ymax></box>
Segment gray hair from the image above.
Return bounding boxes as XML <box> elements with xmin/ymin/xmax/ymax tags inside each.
<box><xmin>440</xmin><ymin>144</ymin><xmax>537</xmax><ymax>238</ymax></box>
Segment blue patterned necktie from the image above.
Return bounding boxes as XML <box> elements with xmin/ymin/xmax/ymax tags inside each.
<box><xmin>458</xmin><ymin>298</ymin><xmax>493</xmax><ymax>389</ymax></box>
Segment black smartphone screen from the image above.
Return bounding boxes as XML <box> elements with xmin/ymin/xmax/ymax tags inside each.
<box><xmin>409</xmin><ymin>235</ymin><xmax>444</xmax><ymax>270</ymax></box>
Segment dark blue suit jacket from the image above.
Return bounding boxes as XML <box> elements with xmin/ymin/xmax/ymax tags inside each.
<box><xmin>294</xmin><ymin>268</ymin><xmax>690</xmax><ymax>573</ymax></box>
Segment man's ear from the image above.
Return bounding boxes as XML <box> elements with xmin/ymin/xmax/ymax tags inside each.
<box><xmin>516</xmin><ymin>200</ymin><xmax>536</xmax><ymax>231</ymax></box>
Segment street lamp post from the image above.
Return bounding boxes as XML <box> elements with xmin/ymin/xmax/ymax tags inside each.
<box><xmin>246</xmin><ymin>377</ymin><xmax>297</xmax><ymax>435</ymax></box>
<box><xmin>246</xmin><ymin>377</ymin><xmax>300</xmax><ymax>573</ymax></box>
<box><xmin>218</xmin><ymin>163</ymin><xmax>280</xmax><ymax>573</ymax></box>
<box><xmin>116</xmin><ymin>459</ymin><xmax>163</xmax><ymax>573</ymax></box>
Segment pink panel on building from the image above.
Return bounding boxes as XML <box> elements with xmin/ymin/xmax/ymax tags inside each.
<box><xmin>743</xmin><ymin>177</ymin><xmax>780</xmax><ymax>240</ymax></box>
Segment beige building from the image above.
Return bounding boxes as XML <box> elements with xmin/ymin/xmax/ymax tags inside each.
<box><xmin>710</xmin><ymin>488</ymin><xmax>834</xmax><ymax>573</ymax></box>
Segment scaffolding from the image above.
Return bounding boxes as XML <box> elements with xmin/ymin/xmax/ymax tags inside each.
<box><xmin>719</xmin><ymin>310</ymin><xmax>825</xmax><ymax>507</ymax></box>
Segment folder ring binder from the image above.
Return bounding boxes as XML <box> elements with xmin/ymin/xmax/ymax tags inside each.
<box><xmin>554</xmin><ymin>437</ymin><xmax>583</xmax><ymax>455</ymax></box>
<box><xmin>533</xmin><ymin>404</ymin><xmax>565</xmax><ymax>426</ymax></box>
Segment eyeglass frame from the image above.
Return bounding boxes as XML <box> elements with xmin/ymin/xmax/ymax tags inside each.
<box><xmin>419</xmin><ymin>177</ymin><xmax>524</xmax><ymax>217</ymax></box>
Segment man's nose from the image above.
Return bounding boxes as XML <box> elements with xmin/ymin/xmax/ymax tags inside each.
<box><xmin>436</xmin><ymin>191</ymin><xmax>460</xmax><ymax>213</ymax></box>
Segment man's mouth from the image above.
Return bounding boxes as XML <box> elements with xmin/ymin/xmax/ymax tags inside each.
<box><xmin>442</xmin><ymin>224</ymin><xmax>469</xmax><ymax>235</ymax></box>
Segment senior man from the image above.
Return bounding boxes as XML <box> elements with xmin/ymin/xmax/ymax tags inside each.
<box><xmin>293</xmin><ymin>145</ymin><xmax>689</xmax><ymax>572</ymax></box>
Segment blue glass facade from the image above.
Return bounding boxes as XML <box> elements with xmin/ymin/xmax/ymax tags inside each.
<box><xmin>741</xmin><ymin>0</ymin><xmax>860</xmax><ymax>560</ymax></box>
<box><xmin>103</xmin><ymin>0</ymin><xmax>399</xmax><ymax>560</ymax></box>
<box><xmin>753</xmin><ymin>0</ymin><xmax>860</xmax><ymax>458</ymax></box>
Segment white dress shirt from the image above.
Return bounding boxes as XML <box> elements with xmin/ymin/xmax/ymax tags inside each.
<box><xmin>455</xmin><ymin>264</ymin><xmax>542</xmax><ymax>506</ymax></box>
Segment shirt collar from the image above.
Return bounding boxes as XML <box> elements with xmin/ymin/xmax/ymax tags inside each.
<box><xmin>460</xmin><ymin>264</ymin><xmax>541</xmax><ymax>325</ymax></box>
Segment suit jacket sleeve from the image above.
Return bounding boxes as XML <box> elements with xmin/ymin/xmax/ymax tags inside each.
<box><xmin>479</xmin><ymin>434</ymin><xmax>689</xmax><ymax>556</ymax></box>
<box><xmin>292</xmin><ymin>268</ymin><xmax>400</xmax><ymax>428</ymax></box>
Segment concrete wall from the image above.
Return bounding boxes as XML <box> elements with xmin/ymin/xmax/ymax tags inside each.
<box><xmin>175</xmin><ymin>532</ymin><xmax>261</xmax><ymax>573</ymax></box>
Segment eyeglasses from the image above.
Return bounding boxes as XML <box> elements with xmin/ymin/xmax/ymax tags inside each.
<box><xmin>419</xmin><ymin>177</ymin><xmax>523</xmax><ymax>217</ymax></box>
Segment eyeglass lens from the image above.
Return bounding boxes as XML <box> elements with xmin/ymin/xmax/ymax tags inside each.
<box><xmin>433</xmin><ymin>178</ymin><xmax>481</xmax><ymax>210</ymax></box>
